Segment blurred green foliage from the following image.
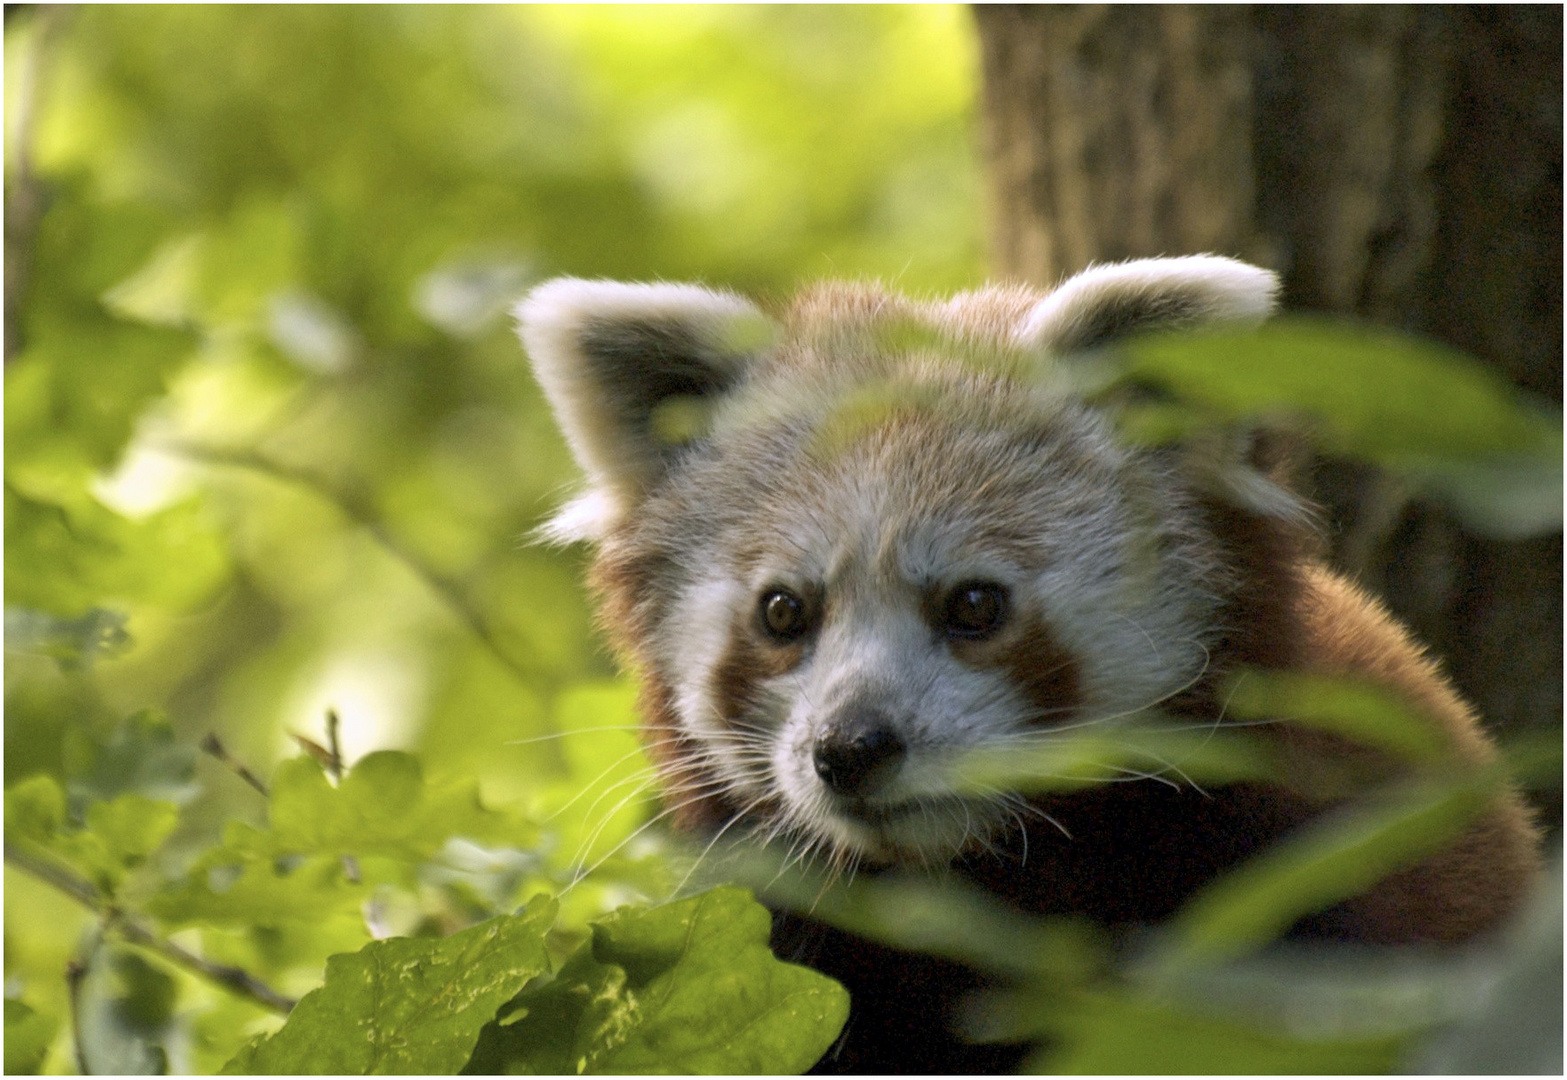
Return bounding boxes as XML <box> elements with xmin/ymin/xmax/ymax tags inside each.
<box><xmin>4</xmin><ymin>6</ymin><xmax>978</xmax><ymax>1071</ymax></box>
<box><xmin>4</xmin><ymin>5</ymin><xmax>1559</xmax><ymax>1076</ymax></box>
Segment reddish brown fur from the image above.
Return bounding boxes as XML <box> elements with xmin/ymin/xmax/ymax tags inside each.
<box><xmin>952</xmin><ymin>610</ymin><xmax>1083</xmax><ymax>725</ymax></box>
<box><xmin>1286</xmin><ymin>565</ymin><xmax>1541</xmax><ymax>941</ymax></box>
<box><xmin>589</xmin><ymin>540</ymin><xmax>734</xmax><ymax>832</ymax></box>
<box><xmin>1166</xmin><ymin>500</ymin><xmax>1539</xmax><ymax>940</ymax></box>
<box><xmin>710</xmin><ymin>612</ymin><xmax>807</xmax><ymax>725</ymax></box>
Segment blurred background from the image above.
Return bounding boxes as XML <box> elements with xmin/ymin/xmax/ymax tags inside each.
<box><xmin>5</xmin><ymin>7</ymin><xmax>988</xmax><ymax>1070</ymax></box>
<box><xmin>5</xmin><ymin>5</ymin><xmax>1560</xmax><ymax>1074</ymax></box>
<box><xmin>5</xmin><ymin>3</ymin><xmax>983</xmax><ymax>795</ymax></box>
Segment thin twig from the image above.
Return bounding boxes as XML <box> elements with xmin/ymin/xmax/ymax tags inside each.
<box><xmin>325</xmin><ymin>708</ymin><xmax>344</xmax><ymax>780</ymax></box>
<box><xmin>5</xmin><ymin>842</ymin><xmax>297</xmax><ymax>1015</ymax></box>
<box><xmin>200</xmin><ymin>733</ymin><xmax>270</xmax><ymax>798</ymax></box>
<box><xmin>320</xmin><ymin>709</ymin><xmax>362</xmax><ymax>882</ymax></box>
<box><xmin>293</xmin><ymin>712</ymin><xmax>363</xmax><ymax>881</ymax></box>
<box><xmin>65</xmin><ymin>957</ymin><xmax>90</xmax><ymax>1075</ymax></box>
<box><xmin>157</xmin><ymin>442</ymin><xmax>547</xmax><ymax>688</ymax></box>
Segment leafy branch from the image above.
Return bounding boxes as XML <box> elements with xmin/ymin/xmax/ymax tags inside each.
<box><xmin>158</xmin><ymin>441</ymin><xmax>550</xmax><ymax>688</ymax></box>
<box><xmin>3</xmin><ymin>4</ymin><xmax>71</xmax><ymax>366</ymax></box>
<box><xmin>3</xmin><ymin>841</ymin><xmax>297</xmax><ymax>1016</ymax></box>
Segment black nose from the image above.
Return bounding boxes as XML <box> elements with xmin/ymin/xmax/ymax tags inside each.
<box><xmin>813</xmin><ymin>711</ymin><xmax>906</xmax><ymax>799</ymax></box>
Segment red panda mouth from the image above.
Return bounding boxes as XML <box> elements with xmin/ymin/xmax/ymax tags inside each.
<box><xmin>838</xmin><ymin>798</ymin><xmax>922</xmax><ymax>826</ymax></box>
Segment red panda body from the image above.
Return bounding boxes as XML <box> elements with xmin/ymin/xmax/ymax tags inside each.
<box><xmin>518</xmin><ymin>258</ymin><xmax>1540</xmax><ymax>1073</ymax></box>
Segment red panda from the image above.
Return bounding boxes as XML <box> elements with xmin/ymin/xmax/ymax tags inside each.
<box><xmin>516</xmin><ymin>257</ymin><xmax>1540</xmax><ymax>1073</ymax></box>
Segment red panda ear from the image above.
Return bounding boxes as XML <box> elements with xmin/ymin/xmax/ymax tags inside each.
<box><xmin>1017</xmin><ymin>255</ymin><xmax>1278</xmax><ymax>357</ymax></box>
<box><xmin>516</xmin><ymin>278</ymin><xmax>775</xmax><ymax>542</ymax></box>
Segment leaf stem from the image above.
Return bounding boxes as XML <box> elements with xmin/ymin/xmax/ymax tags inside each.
<box><xmin>326</xmin><ymin>707</ymin><xmax>345</xmax><ymax>780</ymax></box>
<box><xmin>158</xmin><ymin>442</ymin><xmax>548</xmax><ymax>688</ymax></box>
<box><xmin>4</xmin><ymin>842</ymin><xmax>297</xmax><ymax>1015</ymax></box>
<box><xmin>200</xmin><ymin>733</ymin><xmax>270</xmax><ymax>797</ymax></box>
<box><xmin>65</xmin><ymin>956</ymin><xmax>90</xmax><ymax>1075</ymax></box>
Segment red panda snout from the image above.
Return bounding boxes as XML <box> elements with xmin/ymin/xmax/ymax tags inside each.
<box><xmin>812</xmin><ymin>707</ymin><xmax>907</xmax><ymax>800</ymax></box>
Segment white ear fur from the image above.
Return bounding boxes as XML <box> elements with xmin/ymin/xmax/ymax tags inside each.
<box><xmin>516</xmin><ymin>278</ymin><xmax>773</xmax><ymax>542</ymax></box>
<box><xmin>1018</xmin><ymin>255</ymin><xmax>1279</xmax><ymax>356</ymax></box>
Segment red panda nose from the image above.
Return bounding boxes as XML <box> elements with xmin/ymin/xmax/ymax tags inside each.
<box><xmin>813</xmin><ymin>712</ymin><xmax>907</xmax><ymax>799</ymax></box>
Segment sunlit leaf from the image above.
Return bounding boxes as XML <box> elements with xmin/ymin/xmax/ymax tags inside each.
<box><xmin>146</xmin><ymin>851</ymin><xmax>369</xmax><ymax>931</ymax></box>
<box><xmin>535</xmin><ymin>681</ymin><xmax>654</xmax><ymax>875</ymax></box>
<box><xmin>467</xmin><ymin>887</ymin><xmax>848</xmax><ymax>1075</ymax></box>
<box><xmin>3</xmin><ymin>485</ymin><xmax>228</xmax><ymax>618</ymax></box>
<box><xmin>84</xmin><ymin>794</ymin><xmax>179</xmax><ymax>867</ymax></box>
<box><xmin>5</xmin><ymin>775</ymin><xmax>68</xmax><ymax>842</ymax></box>
<box><xmin>267</xmin><ymin>751</ymin><xmax>524</xmax><ymax>862</ymax></box>
<box><xmin>413</xmin><ymin>258</ymin><xmax>533</xmax><ymax>339</ymax></box>
<box><xmin>1123</xmin><ymin>319</ymin><xmax>1559</xmax><ymax>460</ymax></box>
<box><xmin>6</xmin><ymin>776</ymin><xmax>178</xmax><ymax>894</ymax></box>
<box><xmin>589</xmin><ymin>886</ymin><xmax>847</xmax><ymax>1073</ymax></box>
<box><xmin>222</xmin><ymin>896</ymin><xmax>556</xmax><ymax>1075</ymax></box>
<box><xmin>266</xmin><ymin>291</ymin><xmax>358</xmax><ymax>375</ymax></box>
<box><xmin>462</xmin><ymin>945</ymin><xmax>627</xmax><ymax>1075</ymax></box>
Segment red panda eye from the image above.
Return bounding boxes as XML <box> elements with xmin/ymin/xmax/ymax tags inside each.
<box><xmin>943</xmin><ymin>582</ymin><xmax>1008</xmax><ymax>639</ymax></box>
<box><xmin>760</xmin><ymin>589</ymin><xmax>809</xmax><ymax>641</ymax></box>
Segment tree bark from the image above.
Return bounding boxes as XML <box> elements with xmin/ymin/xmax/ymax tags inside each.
<box><xmin>975</xmin><ymin>5</ymin><xmax>1562</xmax><ymax>801</ymax></box>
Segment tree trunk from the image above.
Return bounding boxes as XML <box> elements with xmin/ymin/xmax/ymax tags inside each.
<box><xmin>975</xmin><ymin>5</ymin><xmax>1562</xmax><ymax>813</ymax></box>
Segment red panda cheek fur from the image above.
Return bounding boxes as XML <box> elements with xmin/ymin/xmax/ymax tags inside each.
<box><xmin>951</xmin><ymin>611</ymin><xmax>1084</xmax><ymax>724</ymax></box>
<box><xmin>587</xmin><ymin>538</ymin><xmax>738</xmax><ymax>833</ymax></box>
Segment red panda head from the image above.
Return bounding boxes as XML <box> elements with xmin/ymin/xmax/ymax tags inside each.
<box><xmin>518</xmin><ymin>257</ymin><xmax>1295</xmax><ymax>869</ymax></box>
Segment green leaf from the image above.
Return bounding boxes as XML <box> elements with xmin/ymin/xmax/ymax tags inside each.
<box><xmin>759</xmin><ymin>866</ymin><xmax>1102</xmax><ymax>984</ymax></box>
<box><xmin>63</xmin><ymin>710</ymin><xmax>199</xmax><ymax>817</ymax></box>
<box><xmin>6</xmin><ymin>776</ymin><xmax>179</xmax><ymax>894</ymax></box>
<box><xmin>76</xmin><ymin>945</ymin><xmax>180</xmax><ymax>1076</ymax></box>
<box><xmin>4</xmin><ymin>775</ymin><xmax>68</xmax><ymax>842</ymax></box>
<box><xmin>85</xmin><ymin>794</ymin><xmax>181</xmax><ymax>866</ymax></box>
<box><xmin>1026</xmin><ymin>988</ymin><xmax>1408</xmax><ymax>1074</ymax></box>
<box><xmin>148</xmin><ymin>747</ymin><xmax>540</xmax><ymax>935</ymax></box>
<box><xmin>463</xmin><ymin>945</ymin><xmax>628</xmax><ymax>1075</ymax></box>
<box><xmin>586</xmin><ymin>887</ymin><xmax>848</xmax><ymax>1074</ymax></box>
<box><xmin>467</xmin><ymin>888</ymin><xmax>848</xmax><ymax>1075</ymax></box>
<box><xmin>1151</xmin><ymin>769</ymin><xmax>1503</xmax><ymax>971</ymax></box>
<box><xmin>956</xmin><ymin>721</ymin><xmax>1278</xmax><ymax>798</ymax></box>
<box><xmin>3</xmin><ymin>484</ymin><xmax>228</xmax><ymax>619</ymax></box>
<box><xmin>223</xmin><ymin>896</ymin><xmax>557</xmax><ymax>1075</ymax></box>
<box><xmin>1222</xmin><ymin>671</ymin><xmax>1451</xmax><ymax>765</ymax></box>
<box><xmin>1401</xmin><ymin>455</ymin><xmax>1564</xmax><ymax>540</ymax></box>
<box><xmin>1119</xmin><ymin>319</ymin><xmax>1563</xmax><ymax>537</ymax></box>
<box><xmin>4</xmin><ymin>998</ymin><xmax>60</xmax><ymax>1075</ymax></box>
<box><xmin>540</xmin><ymin>680</ymin><xmax>655</xmax><ymax>871</ymax></box>
<box><xmin>5</xmin><ymin>307</ymin><xmax>196</xmax><ymax>476</ymax></box>
<box><xmin>3</xmin><ymin>606</ymin><xmax>131</xmax><ymax>671</ymax></box>
<box><xmin>1123</xmin><ymin>318</ymin><xmax>1560</xmax><ymax>461</ymax></box>
<box><xmin>4</xmin><ymin>774</ymin><xmax>118</xmax><ymax>892</ymax></box>
<box><xmin>268</xmin><ymin>751</ymin><xmax>522</xmax><ymax>862</ymax></box>
<box><xmin>145</xmin><ymin>851</ymin><xmax>368</xmax><ymax>930</ymax></box>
